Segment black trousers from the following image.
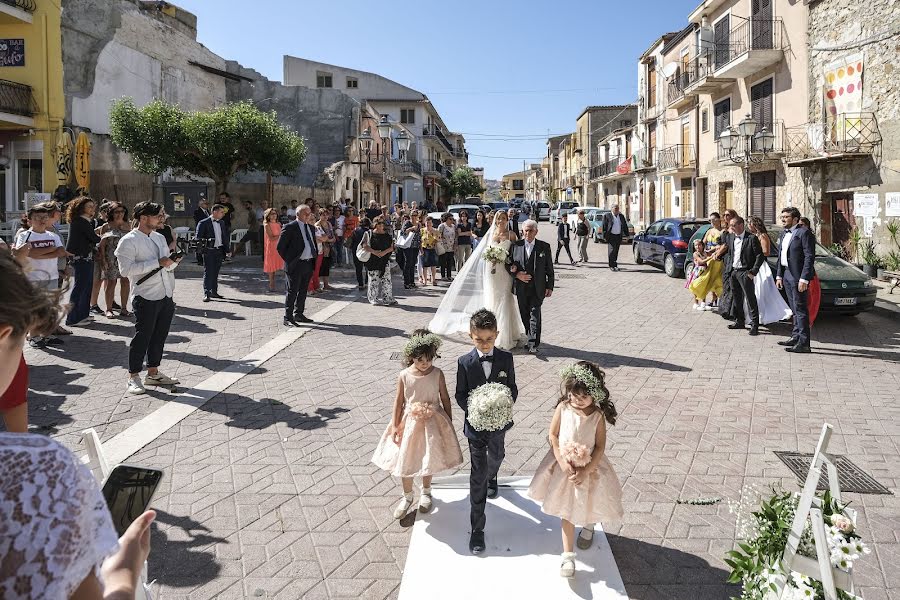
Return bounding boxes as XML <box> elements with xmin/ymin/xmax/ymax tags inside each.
<box><xmin>439</xmin><ymin>251</ymin><xmax>454</xmax><ymax>279</ymax></box>
<box><xmin>353</xmin><ymin>256</ymin><xmax>367</xmax><ymax>287</ymax></box>
<box><xmin>516</xmin><ymin>288</ymin><xmax>543</xmax><ymax>348</ymax></box>
<box><xmin>284</xmin><ymin>258</ymin><xmax>314</xmax><ymax>319</ymax></box>
<box><xmin>202</xmin><ymin>248</ymin><xmax>223</xmax><ymax>295</ymax></box>
<box><xmin>784</xmin><ymin>275</ymin><xmax>811</xmax><ymax>346</ymax></box>
<box><xmin>129</xmin><ymin>295</ymin><xmax>175</xmax><ymax>374</ymax></box>
<box><xmin>402</xmin><ymin>247</ymin><xmax>418</xmax><ymax>285</ymax></box>
<box><xmin>730</xmin><ymin>268</ymin><xmax>759</xmax><ymax>326</ymax></box>
<box><xmin>469</xmin><ymin>431</ymin><xmax>506</xmax><ymax>533</ymax></box>
<box><xmin>555</xmin><ymin>239</ymin><xmax>573</xmax><ymax>263</ymax></box>
<box><xmin>607</xmin><ymin>233</ymin><xmax>623</xmax><ymax>268</ymax></box>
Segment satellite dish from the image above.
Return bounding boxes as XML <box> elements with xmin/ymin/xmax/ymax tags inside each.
<box><xmin>661</xmin><ymin>63</ymin><xmax>679</xmax><ymax>78</ymax></box>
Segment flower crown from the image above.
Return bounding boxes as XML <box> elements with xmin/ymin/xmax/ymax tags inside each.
<box><xmin>560</xmin><ymin>364</ymin><xmax>609</xmax><ymax>404</ymax></box>
<box><xmin>403</xmin><ymin>333</ymin><xmax>442</xmax><ymax>357</ymax></box>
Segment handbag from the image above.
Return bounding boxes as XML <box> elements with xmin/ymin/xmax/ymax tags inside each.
<box><xmin>435</xmin><ymin>240</ymin><xmax>448</xmax><ymax>256</ymax></box>
<box><xmin>355</xmin><ymin>231</ymin><xmax>371</xmax><ymax>262</ymax></box>
<box><xmin>396</xmin><ymin>230</ymin><xmax>414</xmax><ymax>250</ymax></box>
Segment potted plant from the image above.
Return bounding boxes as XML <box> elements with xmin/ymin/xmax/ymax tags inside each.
<box><xmin>848</xmin><ymin>228</ymin><xmax>863</xmax><ymax>269</ymax></box>
<box><xmin>861</xmin><ymin>240</ymin><xmax>881</xmax><ymax>277</ymax></box>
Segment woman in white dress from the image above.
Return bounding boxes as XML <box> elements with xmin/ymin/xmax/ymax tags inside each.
<box><xmin>747</xmin><ymin>217</ymin><xmax>792</xmax><ymax>325</ymax></box>
<box><xmin>428</xmin><ymin>212</ymin><xmax>526</xmax><ymax>350</ymax></box>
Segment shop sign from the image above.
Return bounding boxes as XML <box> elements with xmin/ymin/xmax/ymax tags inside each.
<box><xmin>0</xmin><ymin>39</ymin><xmax>25</xmax><ymax>67</ymax></box>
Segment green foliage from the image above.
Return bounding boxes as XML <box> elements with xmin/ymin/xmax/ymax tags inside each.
<box><xmin>884</xmin><ymin>250</ymin><xmax>900</xmax><ymax>271</ymax></box>
<box><xmin>847</xmin><ymin>228</ymin><xmax>863</xmax><ymax>263</ymax></box>
<box><xmin>886</xmin><ymin>219</ymin><xmax>900</xmax><ymax>250</ymax></box>
<box><xmin>109</xmin><ymin>98</ymin><xmax>306</xmax><ymax>192</ymax></box>
<box><xmin>443</xmin><ymin>167</ymin><xmax>485</xmax><ymax>201</ymax></box>
<box><xmin>827</xmin><ymin>243</ymin><xmax>848</xmax><ymax>260</ymax></box>
<box><xmin>861</xmin><ymin>240</ymin><xmax>882</xmax><ymax>267</ymax></box>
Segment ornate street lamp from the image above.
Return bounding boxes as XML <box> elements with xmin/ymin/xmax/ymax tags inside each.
<box><xmin>719</xmin><ymin>113</ymin><xmax>775</xmax><ymax>218</ymax></box>
<box><xmin>396</xmin><ymin>130</ymin><xmax>411</xmax><ymax>160</ymax></box>
<box><xmin>376</xmin><ymin>115</ymin><xmax>393</xmax><ymax>207</ymax></box>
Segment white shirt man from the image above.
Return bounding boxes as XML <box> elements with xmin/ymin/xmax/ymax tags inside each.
<box><xmin>733</xmin><ymin>231</ymin><xmax>746</xmax><ymax>269</ymax></box>
<box><xmin>211</xmin><ymin>218</ymin><xmax>223</xmax><ymax>249</ymax></box>
<box><xmin>299</xmin><ymin>217</ymin><xmax>316</xmax><ymax>261</ymax></box>
<box><xmin>524</xmin><ymin>238</ymin><xmax>535</xmax><ymax>260</ymax></box>
<box><xmin>611</xmin><ymin>212</ymin><xmax>622</xmax><ymax>235</ymax></box>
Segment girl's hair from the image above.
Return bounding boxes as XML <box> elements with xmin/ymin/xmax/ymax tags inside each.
<box><xmin>0</xmin><ymin>252</ymin><xmax>65</xmax><ymax>339</ymax></box>
<box><xmin>403</xmin><ymin>328</ymin><xmax>441</xmax><ymax>366</ymax></box>
<box><xmin>747</xmin><ymin>216</ymin><xmax>768</xmax><ymax>235</ymax></box>
<box><xmin>65</xmin><ymin>196</ymin><xmax>95</xmax><ymax>223</ymax></box>
<box><xmin>557</xmin><ymin>360</ymin><xmax>617</xmax><ymax>425</ymax></box>
<box><xmin>264</xmin><ymin>207</ymin><xmax>278</xmax><ymax>222</ymax></box>
<box><xmin>693</xmin><ymin>239</ymin><xmax>704</xmax><ymax>249</ymax></box>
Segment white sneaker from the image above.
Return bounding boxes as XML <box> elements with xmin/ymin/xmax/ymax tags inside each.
<box><xmin>127</xmin><ymin>376</ymin><xmax>146</xmax><ymax>395</ymax></box>
<box><xmin>693</xmin><ymin>304</ymin><xmax>701</xmax><ymax>311</ymax></box>
<box><xmin>144</xmin><ymin>372</ymin><xmax>180</xmax><ymax>386</ymax></box>
<box><xmin>393</xmin><ymin>495</ymin><xmax>414</xmax><ymax>519</ymax></box>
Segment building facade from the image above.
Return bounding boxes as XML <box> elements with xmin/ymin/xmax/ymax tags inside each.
<box><xmin>500</xmin><ymin>170</ymin><xmax>525</xmax><ymax>202</ymax></box>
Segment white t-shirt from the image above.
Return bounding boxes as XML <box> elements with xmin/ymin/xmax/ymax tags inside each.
<box><xmin>14</xmin><ymin>229</ymin><xmax>63</xmax><ymax>282</ymax></box>
<box><xmin>287</xmin><ymin>207</ymin><xmax>297</xmax><ymax>218</ymax></box>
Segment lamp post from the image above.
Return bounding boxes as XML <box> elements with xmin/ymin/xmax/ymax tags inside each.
<box><xmin>376</xmin><ymin>115</ymin><xmax>393</xmax><ymax>208</ymax></box>
<box><xmin>719</xmin><ymin>113</ymin><xmax>775</xmax><ymax>218</ymax></box>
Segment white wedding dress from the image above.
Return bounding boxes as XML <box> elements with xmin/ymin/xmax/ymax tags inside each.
<box><xmin>746</xmin><ymin>261</ymin><xmax>793</xmax><ymax>325</ymax></box>
<box><xmin>429</xmin><ymin>219</ymin><xmax>526</xmax><ymax>350</ymax></box>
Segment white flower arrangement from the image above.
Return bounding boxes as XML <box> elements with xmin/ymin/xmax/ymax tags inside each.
<box><xmin>483</xmin><ymin>245</ymin><xmax>509</xmax><ymax>274</ymax></box>
<box><xmin>559</xmin><ymin>364</ymin><xmax>609</xmax><ymax>404</ymax></box>
<box><xmin>498</xmin><ymin>371</ymin><xmax>507</xmax><ymax>379</ymax></box>
<box><xmin>403</xmin><ymin>333</ymin><xmax>442</xmax><ymax>358</ymax></box>
<box><xmin>467</xmin><ymin>382</ymin><xmax>513</xmax><ymax>432</ymax></box>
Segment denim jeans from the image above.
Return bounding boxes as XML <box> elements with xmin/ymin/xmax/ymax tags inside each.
<box><xmin>66</xmin><ymin>259</ymin><xmax>94</xmax><ymax>325</ymax></box>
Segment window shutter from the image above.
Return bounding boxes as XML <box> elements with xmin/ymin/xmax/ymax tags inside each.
<box><xmin>714</xmin><ymin>15</ymin><xmax>730</xmax><ymax>68</ymax></box>
<box><xmin>714</xmin><ymin>98</ymin><xmax>731</xmax><ymax>137</ymax></box>
<box><xmin>750</xmin><ymin>170</ymin><xmax>776</xmax><ymax>223</ymax></box>
<box><xmin>751</xmin><ymin>79</ymin><xmax>773</xmax><ymax>128</ymax></box>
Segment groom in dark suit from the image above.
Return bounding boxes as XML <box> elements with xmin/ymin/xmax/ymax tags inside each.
<box><xmin>456</xmin><ymin>309</ymin><xmax>518</xmax><ymax>555</ymax></box>
<box><xmin>776</xmin><ymin>206</ymin><xmax>816</xmax><ymax>353</ymax></box>
<box><xmin>276</xmin><ymin>205</ymin><xmax>316</xmax><ymax>326</ymax></box>
<box><xmin>725</xmin><ymin>216</ymin><xmax>765</xmax><ymax>336</ymax></box>
<box><xmin>508</xmin><ymin>219</ymin><xmax>554</xmax><ymax>353</ymax></box>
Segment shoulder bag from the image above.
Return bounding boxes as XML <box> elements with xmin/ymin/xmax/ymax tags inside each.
<box><xmin>355</xmin><ymin>231</ymin><xmax>372</xmax><ymax>262</ymax></box>
<box><xmin>396</xmin><ymin>229</ymin><xmax>414</xmax><ymax>250</ymax></box>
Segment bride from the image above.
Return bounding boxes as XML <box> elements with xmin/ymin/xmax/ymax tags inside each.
<box><xmin>429</xmin><ymin>211</ymin><xmax>527</xmax><ymax>350</ymax></box>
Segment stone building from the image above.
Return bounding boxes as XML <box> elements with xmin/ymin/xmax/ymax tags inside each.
<box><xmin>578</xmin><ymin>105</ymin><xmax>637</xmax><ymax>207</ymax></box>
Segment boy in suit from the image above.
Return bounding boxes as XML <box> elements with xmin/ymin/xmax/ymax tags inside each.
<box><xmin>456</xmin><ymin>309</ymin><xmax>518</xmax><ymax>555</ymax></box>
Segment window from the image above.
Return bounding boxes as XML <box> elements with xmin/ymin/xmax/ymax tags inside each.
<box><xmin>701</xmin><ymin>108</ymin><xmax>709</xmax><ymax>133</ymax></box>
<box><xmin>714</xmin><ymin>98</ymin><xmax>731</xmax><ymax>137</ymax></box>
<box><xmin>400</xmin><ymin>109</ymin><xmax>415</xmax><ymax>124</ymax></box>
<box><xmin>346</xmin><ymin>77</ymin><xmax>358</xmax><ymax>89</ymax></box>
<box><xmin>750</xmin><ymin>170</ymin><xmax>777</xmax><ymax>224</ymax></box>
<box><xmin>513</xmin><ymin>179</ymin><xmax>524</xmax><ymax>191</ymax></box>
<box><xmin>647</xmin><ymin>63</ymin><xmax>657</xmax><ymax>108</ymax></box>
<box><xmin>16</xmin><ymin>158</ymin><xmax>42</xmax><ymax>211</ymax></box>
<box><xmin>750</xmin><ymin>78</ymin><xmax>774</xmax><ymax>129</ymax></box>
<box><xmin>316</xmin><ymin>72</ymin><xmax>332</xmax><ymax>88</ymax></box>
<box><xmin>620</xmin><ymin>119</ymin><xmax>632</xmax><ymax>127</ymax></box>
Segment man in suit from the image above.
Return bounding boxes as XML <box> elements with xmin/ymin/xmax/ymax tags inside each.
<box><xmin>456</xmin><ymin>309</ymin><xmax>518</xmax><ymax>555</ymax></box>
<box><xmin>776</xmin><ymin>207</ymin><xmax>816</xmax><ymax>353</ymax></box>
<box><xmin>725</xmin><ymin>216</ymin><xmax>765</xmax><ymax>336</ymax></box>
<box><xmin>195</xmin><ymin>204</ymin><xmax>229</xmax><ymax>302</ymax></box>
<box><xmin>555</xmin><ymin>212</ymin><xmax>575</xmax><ymax>265</ymax></box>
<box><xmin>192</xmin><ymin>198</ymin><xmax>210</xmax><ymax>265</ymax></box>
<box><xmin>507</xmin><ymin>208</ymin><xmax>521</xmax><ymax>238</ymax></box>
<box><xmin>602</xmin><ymin>204</ymin><xmax>628</xmax><ymax>271</ymax></box>
<box><xmin>508</xmin><ymin>219</ymin><xmax>554</xmax><ymax>353</ymax></box>
<box><xmin>277</xmin><ymin>205</ymin><xmax>316</xmax><ymax>326</ymax></box>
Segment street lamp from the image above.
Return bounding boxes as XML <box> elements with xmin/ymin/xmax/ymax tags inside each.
<box><xmin>719</xmin><ymin>113</ymin><xmax>775</xmax><ymax>217</ymax></box>
<box><xmin>396</xmin><ymin>130</ymin><xmax>411</xmax><ymax>160</ymax></box>
<box><xmin>376</xmin><ymin>115</ymin><xmax>393</xmax><ymax>207</ymax></box>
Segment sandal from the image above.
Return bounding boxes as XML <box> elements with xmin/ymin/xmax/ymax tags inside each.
<box><xmin>560</xmin><ymin>552</ymin><xmax>576</xmax><ymax>578</ymax></box>
<box><xmin>105</xmin><ymin>310</ymin><xmax>116</xmax><ymax>318</ymax></box>
<box><xmin>120</xmin><ymin>310</ymin><xmax>133</xmax><ymax>318</ymax></box>
<box><xmin>393</xmin><ymin>495</ymin><xmax>414</xmax><ymax>519</ymax></box>
<box><xmin>418</xmin><ymin>491</ymin><xmax>433</xmax><ymax>513</ymax></box>
<box><xmin>576</xmin><ymin>527</ymin><xmax>594</xmax><ymax>550</ymax></box>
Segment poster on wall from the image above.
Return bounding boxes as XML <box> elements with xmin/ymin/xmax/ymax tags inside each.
<box><xmin>853</xmin><ymin>193</ymin><xmax>878</xmax><ymax>217</ymax></box>
<box><xmin>0</xmin><ymin>39</ymin><xmax>25</xmax><ymax>67</ymax></box>
<box><xmin>824</xmin><ymin>52</ymin><xmax>864</xmax><ymax>117</ymax></box>
<box><xmin>886</xmin><ymin>192</ymin><xmax>900</xmax><ymax>217</ymax></box>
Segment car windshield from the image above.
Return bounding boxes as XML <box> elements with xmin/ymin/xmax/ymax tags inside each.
<box><xmin>558</xmin><ymin>202</ymin><xmax>576</xmax><ymax>210</ymax></box>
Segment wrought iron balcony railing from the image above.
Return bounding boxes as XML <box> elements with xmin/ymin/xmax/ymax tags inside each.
<box><xmin>422</xmin><ymin>159</ymin><xmax>449</xmax><ymax>177</ymax></box>
<box><xmin>657</xmin><ymin>144</ymin><xmax>696</xmax><ymax>172</ymax></box>
<box><xmin>713</xmin><ymin>18</ymin><xmax>786</xmax><ymax>72</ymax></box>
<box><xmin>716</xmin><ymin>120</ymin><xmax>785</xmax><ymax>161</ymax></box>
<box><xmin>0</xmin><ymin>79</ymin><xmax>37</xmax><ymax>117</ymax></box>
<box><xmin>785</xmin><ymin>113</ymin><xmax>882</xmax><ymax>162</ymax></box>
<box><xmin>591</xmin><ymin>156</ymin><xmax>628</xmax><ymax>180</ymax></box>
<box><xmin>0</xmin><ymin>0</ymin><xmax>36</xmax><ymax>13</ymax></box>
<box><xmin>422</xmin><ymin>124</ymin><xmax>454</xmax><ymax>154</ymax></box>
<box><xmin>401</xmin><ymin>160</ymin><xmax>422</xmax><ymax>176</ymax></box>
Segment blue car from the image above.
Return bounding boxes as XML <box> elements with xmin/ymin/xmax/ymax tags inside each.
<box><xmin>632</xmin><ymin>218</ymin><xmax>708</xmax><ymax>278</ymax></box>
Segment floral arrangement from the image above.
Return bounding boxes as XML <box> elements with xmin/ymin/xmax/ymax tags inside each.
<box><xmin>403</xmin><ymin>333</ymin><xmax>442</xmax><ymax>358</ymax></box>
<box><xmin>483</xmin><ymin>245</ymin><xmax>509</xmax><ymax>274</ymax></box>
<box><xmin>408</xmin><ymin>403</ymin><xmax>435</xmax><ymax>421</ymax></box>
<box><xmin>467</xmin><ymin>382</ymin><xmax>513</xmax><ymax>432</ymax></box>
<box><xmin>559</xmin><ymin>364</ymin><xmax>610</xmax><ymax>405</ymax></box>
<box><xmin>725</xmin><ymin>485</ymin><xmax>870</xmax><ymax>600</ymax></box>
<box><xmin>560</xmin><ymin>441</ymin><xmax>591</xmax><ymax>468</ymax></box>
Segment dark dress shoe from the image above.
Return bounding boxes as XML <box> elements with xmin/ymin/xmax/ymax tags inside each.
<box><xmin>749</xmin><ymin>325</ymin><xmax>759</xmax><ymax>336</ymax></box>
<box><xmin>487</xmin><ymin>479</ymin><xmax>499</xmax><ymax>499</ymax></box>
<box><xmin>283</xmin><ymin>318</ymin><xmax>299</xmax><ymax>327</ymax></box>
<box><xmin>203</xmin><ymin>295</ymin><xmax>211</xmax><ymax>303</ymax></box>
<box><xmin>727</xmin><ymin>322</ymin><xmax>744</xmax><ymax>330</ymax></box>
<box><xmin>778</xmin><ymin>338</ymin><xmax>799</xmax><ymax>346</ymax></box>
<box><xmin>786</xmin><ymin>343</ymin><xmax>811</xmax><ymax>353</ymax></box>
<box><xmin>210</xmin><ymin>292</ymin><xmax>224</xmax><ymax>299</ymax></box>
<box><xmin>469</xmin><ymin>531</ymin><xmax>486</xmax><ymax>555</ymax></box>
<box><xmin>295</xmin><ymin>315</ymin><xmax>313</xmax><ymax>323</ymax></box>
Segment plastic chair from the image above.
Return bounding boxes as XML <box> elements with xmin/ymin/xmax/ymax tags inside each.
<box><xmin>229</xmin><ymin>228</ymin><xmax>251</xmax><ymax>255</ymax></box>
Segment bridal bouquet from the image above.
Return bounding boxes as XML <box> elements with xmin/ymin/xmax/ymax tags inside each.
<box><xmin>560</xmin><ymin>441</ymin><xmax>592</xmax><ymax>468</ymax></box>
<box><xmin>483</xmin><ymin>246</ymin><xmax>509</xmax><ymax>274</ymax></box>
<box><xmin>467</xmin><ymin>382</ymin><xmax>513</xmax><ymax>432</ymax></box>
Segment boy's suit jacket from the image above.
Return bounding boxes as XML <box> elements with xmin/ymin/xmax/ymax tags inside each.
<box><xmin>455</xmin><ymin>347</ymin><xmax>517</xmax><ymax>440</ymax></box>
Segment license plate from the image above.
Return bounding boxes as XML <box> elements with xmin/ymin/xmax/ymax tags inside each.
<box><xmin>834</xmin><ymin>297</ymin><xmax>858</xmax><ymax>306</ymax></box>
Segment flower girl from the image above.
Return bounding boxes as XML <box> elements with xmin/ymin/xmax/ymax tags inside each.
<box><xmin>528</xmin><ymin>360</ymin><xmax>623</xmax><ymax>578</ymax></box>
<box><xmin>372</xmin><ymin>329</ymin><xmax>463</xmax><ymax>519</ymax></box>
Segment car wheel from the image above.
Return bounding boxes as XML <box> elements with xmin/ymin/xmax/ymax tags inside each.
<box><xmin>633</xmin><ymin>244</ymin><xmax>643</xmax><ymax>265</ymax></box>
<box><xmin>664</xmin><ymin>253</ymin><xmax>681</xmax><ymax>278</ymax></box>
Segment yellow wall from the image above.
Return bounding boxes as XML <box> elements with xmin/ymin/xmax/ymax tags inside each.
<box><xmin>0</xmin><ymin>2</ymin><xmax>65</xmax><ymax>201</ymax></box>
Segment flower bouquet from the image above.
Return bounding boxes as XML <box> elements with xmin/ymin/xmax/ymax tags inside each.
<box><xmin>483</xmin><ymin>245</ymin><xmax>509</xmax><ymax>274</ymax></box>
<box><xmin>560</xmin><ymin>441</ymin><xmax>591</xmax><ymax>468</ymax></box>
<box><xmin>408</xmin><ymin>402</ymin><xmax>435</xmax><ymax>421</ymax></box>
<box><xmin>467</xmin><ymin>382</ymin><xmax>513</xmax><ymax>432</ymax></box>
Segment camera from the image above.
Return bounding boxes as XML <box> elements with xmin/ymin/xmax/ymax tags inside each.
<box><xmin>175</xmin><ymin>237</ymin><xmax>213</xmax><ymax>256</ymax></box>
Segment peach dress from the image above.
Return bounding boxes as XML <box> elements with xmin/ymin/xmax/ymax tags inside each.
<box><xmin>263</xmin><ymin>221</ymin><xmax>283</xmax><ymax>273</ymax></box>
<box><xmin>371</xmin><ymin>367</ymin><xmax>463</xmax><ymax>477</ymax></box>
<box><xmin>528</xmin><ymin>404</ymin><xmax>624</xmax><ymax>527</ymax></box>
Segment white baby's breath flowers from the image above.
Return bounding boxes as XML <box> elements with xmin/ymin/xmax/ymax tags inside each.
<box><xmin>467</xmin><ymin>382</ymin><xmax>513</xmax><ymax>432</ymax></box>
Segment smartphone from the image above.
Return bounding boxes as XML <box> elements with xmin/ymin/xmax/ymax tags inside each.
<box><xmin>101</xmin><ymin>465</ymin><xmax>163</xmax><ymax>536</ymax></box>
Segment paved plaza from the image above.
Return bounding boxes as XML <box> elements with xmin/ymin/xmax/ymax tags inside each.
<box><xmin>26</xmin><ymin>224</ymin><xmax>900</xmax><ymax>599</ymax></box>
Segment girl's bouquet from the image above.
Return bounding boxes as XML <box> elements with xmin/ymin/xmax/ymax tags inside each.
<box><xmin>483</xmin><ymin>245</ymin><xmax>509</xmax><ymax>274</ymax></box>
<box><xmin>560</xmin><ymin>441</ymin><xmax>591</xmax><ymax>468</ymax></box>
<box><xmin>467</xmin><ymin>382</ymin><xmax>513</xmax><ymax>431</ymax></box>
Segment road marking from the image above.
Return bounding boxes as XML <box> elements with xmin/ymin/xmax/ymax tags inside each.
<box><xmin>83</xmin><ymin>292</ymin><xmax>357</xmax><ymax>467</ymax></box>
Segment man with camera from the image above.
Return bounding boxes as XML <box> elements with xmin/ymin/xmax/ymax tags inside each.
<box><xmin>195</xmin><ymin>204</ymin><xmax>230</xmax><ymax>302</ymax></box>
<box><xmin>115</xmin><ymin>201</ymin><xmax>182</xmax><ymax>395</ymax></box>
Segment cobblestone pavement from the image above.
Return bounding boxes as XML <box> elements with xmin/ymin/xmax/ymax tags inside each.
<box><xmin>27</xmin><ymin>225</ymin><xmax>900</xmax><ymax>599</ymax></box>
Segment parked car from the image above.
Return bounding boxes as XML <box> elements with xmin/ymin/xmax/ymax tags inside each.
<box><xmin>633</xmin><ymin>218</ymin><xmax>707</xmax><ymax>278</ymax></box>
<box><xmin>587</xmin><ymin>209</ymin><xmax>636</xmax><ymax>244</ymax></box>
<box><xmin>427</xmin><ymin>203</ymin><xmax>483</xmax><ymax>227</ymax></box>
<box><xmin>485</xmin><ymin>201</ymin><xmax>510</xmax><ymax>213</ymax></box>
<box><xmin>535</xmin><ymin>201</ymin><xmax>551</xmax><ymax>221</ymax></box>
<box><xmin>685</xmin><ymin>224</ymin><xmax>876</xmax><ymax>315</ymax></box>
<box><xmin>509</xmin><ymin>198</ymin><xmax>524</xmax><ymax>209</ymax></box>
<box><xmin>550</xmin><ymin>201</ymin><xmax>579</xmax><ymax>225</ymax></box>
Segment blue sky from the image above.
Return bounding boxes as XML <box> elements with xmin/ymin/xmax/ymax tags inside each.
<box><xmin>175</xmin><ymin>0</ymin><xmax>698</xmax><ymax>179</ymax></box>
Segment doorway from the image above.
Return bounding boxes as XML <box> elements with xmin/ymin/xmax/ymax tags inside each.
<box><xmin>831</xmin><ymin>194</ymin><xmax>854</xmax><ymax>251</ymax></box>
<box><xmin>718</xmin><ymin>181</ymin><xmax>734</xmax><ymax>214</ymax></box>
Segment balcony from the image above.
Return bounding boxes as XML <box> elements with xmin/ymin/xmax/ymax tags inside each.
<box><xmin>682</xmin><ymin>51</ymin><xmax>733</xmax><ymax>94</ymax></box>
<box><xmin>666</xmin><ymin>67</ymin><xmax>699</xmax><ymax>111</ymax></box>
<box><xmin>657</xmin><ymin>144</ymin><xmax>696</xmax><ymax>173</ymax></box>
<box><xmin>0</xmin><ymin>79</ymin><xmax>38</xmax><ymax>126</ymax></box>
<box><xmin>712</xmin><ymin>19</ymin><xmax>787</xmax><ymax>80</ymax></box>
<box><xmin>785</xmin><ymin>113</ymin><xmax>882</xmax><ymax>166</ymax></box>
<box><xmin>590</xmin><ymin>156</ymin><xmax>631</xmax><ymax>181</ymax></box>
<box><xmin>400</xmin><ymin>160</ymin><xmax>423</xmax><ymax>176</ymax></box>
<box><xmin>641</xmin><ymin>95</ymin><xmax>665</xmax><ymax>123</ymax></box>
<box><xmin>717</xmin><ymin>120</ymin><xmax>785</xmax><ymax>161</ymax></box>
<box><xmin>422</xmin><ymin>159</ymin><xmax>448</xmax><ymax>178</ymax></box>
<box><xmin>422</xmin><ymin>124</ymin><xmax>454</xmax><ymax>154</ymax></box>
<box><xmin>0</xmin><ymin>0</ymin><xmax>34</xmax><ymax>24</ymax></box>
<box><xmin>453</xmin><ymin>148</ymin><xmax>468</xmax><ymax>160</ymax></box>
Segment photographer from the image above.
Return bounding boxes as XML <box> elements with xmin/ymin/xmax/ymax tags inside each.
<box><xmin>195</xmin><ymin>204</ymin><xmax>230</xmax><ymax>302</ymax></box>
<box><xmin>115</xmin><ymin>201</ymin><xmax>182</xmax><ymax>395</ymax></box>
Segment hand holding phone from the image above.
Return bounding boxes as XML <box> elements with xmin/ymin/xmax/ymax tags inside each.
<box><xmin>102</xmin><ymin>465</ymin><xmax>163</xmax><ymax>536</ymax></box>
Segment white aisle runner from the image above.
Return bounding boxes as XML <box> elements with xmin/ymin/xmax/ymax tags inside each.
<box><xmin>398</xmin><ymin>478</ymin><xmax>629</xmax><ymax>600</ymax></box>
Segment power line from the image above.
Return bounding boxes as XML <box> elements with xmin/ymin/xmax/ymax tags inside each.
<box><xmin>467</xmin><ymin>153</ymin><xmax>547</xmax><ymax>160</ymax></box>
<box><xmin>428</xmin><ymin>86</ymin><xmax>634</xmax><ymax>95</ymax></box>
